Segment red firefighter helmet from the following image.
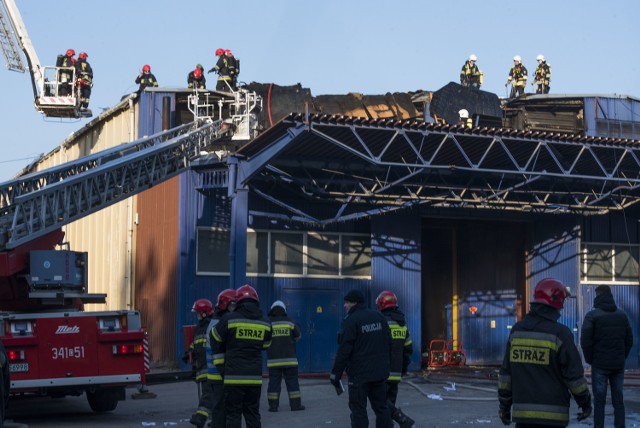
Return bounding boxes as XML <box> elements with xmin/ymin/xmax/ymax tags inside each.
<box><xmin>192</xmin><ymin>298</ymin><xmax>213</xmax><ymax>317</ymax></box>
<box><xmin>236</xmin><ymin>284</ymin><xmax>259</xmax><ymax>303</ymax></box>
<box><xmin>533</xmin><ymin>278</ymin><xmax>570</xmax><ymax>309</ymax></box>
<box><xmin>194</xmin><ymin>68</ymin><xmax>202</xmax><ymax>79</ymax></box>
<box><xmin>66</xmin><ymin>49</ymin><xmax>75</xmax><ymax>57</ymax></box>
<box><xmin>215</xmin><ymin>48</ymin><xmax>224</xmax><ymax>56</ymax></box>
<box><xmin>225</xmin><ymin>49</ymin><xmax>233</xmax><ymax>56</ymax></box>
<box><xmin>376</xmin><ymin>290</ymin><xmax>398</xmax><ymax>310</ymax></box>
<box><xmin>216</xmin><ymin>288</ymin><xmax>236</xmax><ymax>311</ymax></box>
<box><xmin>142</xmin><ymin>64</ymin><xmax>151</xmax><ymax>72</ymax></box>
<box><xmin>78</xmin><ymin>52</ymin><xmax>88</xmax><ymax>60</ymax></box>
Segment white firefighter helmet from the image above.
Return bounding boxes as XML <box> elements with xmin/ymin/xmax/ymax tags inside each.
<box><xmin>459</xmin><ymin>109</ymin><xmax>469</xmax><ymax>119</ymax></box>
<box><xmin>537</xmin><ymin>54</ymin><xmax>545</xmax><ymax>61</ymax></box>
<box><xmin>513</xmin><ymin>55</ymin><xmax>521</xmax><ymax>63</ymax></box>
<box><xmin>270</xmin><ymin>300</ymin><xmax>287</xmax><ymax>311</ymax></box>
<box><xmin>469</xmin><ymin>54</ymin><xmax>477</xmax><ymax>62</ymax></box>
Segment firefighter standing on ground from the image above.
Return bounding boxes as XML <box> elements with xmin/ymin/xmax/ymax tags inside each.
<box><xmin>376</xmin><ymin>291</ymin><xmax>415</xmax><ymax>428</ymax></box>
<box><xmin>460</xmin><ymin>54</ymin><xmax>483</xmax><ymax>89</ymax></box>
<box><xmin>208</xmin><ymin>48</ymin><xmax>234</xmax><ymax>91</ymax></box>
<box><xmin>211</xmin><ymin>285</ymin><xmax>272</xmax><ymax>428</ymax></box>
<box><xmin>135</xmin><ymin>64</ymin><xmax>158</xmax><ymax>92</ymax></box>
<box><xmin>266</xmin><ymin>300</ymin><xmax>305</xmax><ymax>412</ymax></box>
<box><xmin>330</xmin><ymin>289</ymin><xmax>393</xmax><ymax>428</ymax></box>
<box><xmin>506</xmin><ymin>55</ymin><xmax>528</xmax><ymax>98</ymax></box>
<box><xmin>498</xmin><ymin>278</ymin><xmax>592</xmax><ymax>426</ymax></box>
<box><xmin>188</xmin><ymin>298</ymin><xmax>215</xmax><ymax>428</ymax></box>
<box><xmin>580</xmin><ymin>285</ymin><xmax>633</xmax><ymax>428</ymax></box>
<box><xmin>75</xmin><ymin>52</ymin><xmax>93</xmax><ymax>109</ymax></box>
<box><xmin>188</xmin><ymin>64</ymin><xmax>206</xmax><ymax>89</ymax></box>
<box><xmin>533</xmin><ymin>54</ymin><xmax>551</xmax><ymax>94</ymax></box>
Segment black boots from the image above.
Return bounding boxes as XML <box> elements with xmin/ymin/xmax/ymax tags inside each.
<box><xmin>392</xmin><ymin>408</ymin><xmax>415</xmax><ymax>428</ymax></box>
<box><xmin>189</xmin><ymin>413</ymin><xmax>207</xmax><ymax>428</ymax></box>
<box><xmin>291</xmin><ymin>405</ymin><xmax>306</xmax><ymax>411</ymax></box>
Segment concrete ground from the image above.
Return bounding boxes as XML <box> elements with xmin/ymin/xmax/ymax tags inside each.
<box><xmin>5</xmin><ymin>368</ymin><xmax>640</xmax><ymax>427</ymax></box>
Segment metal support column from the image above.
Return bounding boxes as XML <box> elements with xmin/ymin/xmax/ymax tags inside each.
<box><xmin>228</xmin><ymin>157</ymin><xmax>248</xmax><ymax>289</ymax></box>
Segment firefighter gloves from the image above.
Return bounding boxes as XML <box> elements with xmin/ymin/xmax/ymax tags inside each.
<box><xmin>498</xmin><ymin>408</ymin><xmax>511</xmax><ymax>425</ymax></box>
<box><xmin>576</xmin><ymin>405</ymin><xmax>592</xmax><ymax>421</ymax></box>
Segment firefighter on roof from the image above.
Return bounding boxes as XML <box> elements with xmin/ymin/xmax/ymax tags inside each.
<box><xmin>75</xmin><ymin>52</ymin><xmax>93</xmax><ymax>109</ymax></box>
<box><xmin>135</xmin><ymin>64</ymin><xmax>158</xmax><ymax>92</ymax></box>
<box><xmin>211</xmin><ymin>285</ymin><xmax>272</xmax><ymax>427</ymax></box>
<box><xmin>208</xmin><ymin>48</ymin><xmax>234</xmax><ymax>92</ymax></box>
<box><xmin>266</xmin><ymin>300</ymin><xmax>305</xmax><ymax>412</ymax></box>
<box><xmin>225</xmin><ymin>49</ymin><xmax>239</xmax><ymax>90</ymax></box>
<box><xmin>533</xmin><ymin>54</ymin><xmax>551</xmax><ymax>94</ymax></box>
<box><xmin>376</xmin><ymin>291</ymin><xmax>415</xmax><ymax>428</ymax></box>
<box><xmin>460</xmin><ymin>54</ymin><xmax>483</xmax><ymax>89</ymax></box>
<box><xmin>459</xmin><ymin>109</ymin><xmax>472</xmax><ymax>128</ymax></box>
<box><xmin>506</xmin><ymin>56</ymin><xmax>528</xmax><ymax>98</ymax></box>
<box><xmin>188</xmin><ymin>64</ymin><xmax>206</xmax><ymax>90</ymax></box>
<box><xmin>498</xmin><ymin>278</ymin><xmax>592</xmax><ymax>426</ymax></box>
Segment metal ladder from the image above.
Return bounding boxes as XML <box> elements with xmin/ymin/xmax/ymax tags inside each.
<box><xmin>0</xmin><ymin>119</ymin><xmax>230</xmax><ymax>250</ymax></box>
<box><xmin>0</xmin><ymin>0</ymin><xmax>24</xmax><ymax>72</ymax></box>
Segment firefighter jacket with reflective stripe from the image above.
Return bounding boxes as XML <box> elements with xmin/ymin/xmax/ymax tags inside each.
<box><xmin>211</xmin><ymin>300</ymin><xmax>272</xmax><ymax>385</ymax></box>
<box><xmin>190</xmin><ymin>315</ymin><xmax>213</xmax><ymax>382</ymax></box>
<box><xmin>534</xmin><ymin>61</ymin><xmax>551</xmax><ymax>85</ymax></box>
<box><xmin>580</xmin><ymin>291</ymin><xmax>633</xmax><ymax>370</ymax></box>
<box><xmin>507</xmin><ymin>64</ymin><xmax>528</xmax><ymax>87</ymax></box>
<box><xmin>205</xmin><ymin>309</ymin><xmax>230</xmax><ymax>383</ymax></box>
<box><xmin>498</xmin><ymin>304</ymin><xmax>591</xmax><ymax>426</ymax></box>
<box><xmin>460</xmin><ymin>60</ymin><xmax>482</xmax><ymax>86</ymax></box>
<box><xmin>135</xmin><ymin>73</ymin><xmax>158</xmax><ymax>90</ymax></box>
<box><xmin>331</xmin><ymin>303</ymin><xmax>392</xmax><ymax>384</ymax></box>
<box><xmin>57</xmin><ymin>54</ymin><xmax>75</xmax><ymax>81</ymax></box>
<box><xmin>187</xmin><ymin>71</ymin><xmax>206</xmax><ymax>89</ymax></box>
<box><xmin>75</xmin><ymin>60</ymin><xmax>93</xmax><ymax>84</ymax></box>
<box><xmin>267</xmin><ymin>307</ymin><xmax>301</xmax><ymax>368</ymax></box>
<box><xmin>381</xmin><ymin>307</ymin><xmax>413</xmax><ymax>382</ymax></box>
<box><xmin>210</xmin><ymin>56</ymin><xmax>233</xmax><ymax>81</ymax></box>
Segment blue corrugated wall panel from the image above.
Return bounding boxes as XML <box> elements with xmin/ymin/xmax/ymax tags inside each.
<box><xmin>372</xmin><ymin>212</ymin><xmax>421</xmax><ymax>371</ymax></box>
<box><xmin>137</xmin><ymin>91</ymin><xmax>175</xmax><ymax>136</ymax></box>
<box><xmin>528</xmin><ymin>215</ymin><xmax>581</xmax><ymax>336</ymax></box>
<box><xmin>583</xmin><ymin>96</ymin><xmax>640</xmax><ymax>138</ymax></box>
<box><xmin>580</xmin><ymin>284</ymin><xmax>640</xmax><ymax>370</ymax></box>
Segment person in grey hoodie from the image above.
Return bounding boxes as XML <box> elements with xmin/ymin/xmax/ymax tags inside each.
<box><xmin>580</xmin><ymin>285</ymin><xmax>633</xmax><ymax>428</ymax></box>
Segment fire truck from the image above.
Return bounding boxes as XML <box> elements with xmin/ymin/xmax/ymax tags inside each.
<box><xmin>0</xmin><ymin>116</ymin><xmax>244</xmax><ymax>411</ymax></box>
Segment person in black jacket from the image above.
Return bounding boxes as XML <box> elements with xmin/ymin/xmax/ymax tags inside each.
<box><xmin>208</xmin><ymin>48</ymin><xmax>234</xmax><ymax>91</ymax></box>
<box><xmin>580</xmin><ymin>285</ymin><xmax>633</xmax><ymax>428</ymax></box>
<box><xmin>498</xmin><ymin>278</ymin><xmax>592</xmax><ymax>426</ymax></box>
<box><xmin>211</xmin><ymin>284</ymin><xmax>272</xmax><ymax>428</ymax></box>
<box><xmin>187</xmin><ymin>65</ymin><xmax>206</xmax><ymax>90</ymax></box>
<box><xmin>75</xmin><ymin>52</ymin><xmax>93</xmax><ymax>109</ymax></box>
<box><xmin>188</xmin><ymin>298</ymin><xmax>214</xmax><ymax>428</ymax></box>
<box><xmin>376</xmin><ymin>291</ymin><xmax>414</xmax><ymax>428</ymax></box>
<box><xmin>135</xmin><ymin>64</ymin><xmax>158</xmax><ymax>93</ymax></box>
<box><xmin>330</xmin><ymin>289</ymin><xmax>393</xmax><ymax>428</ymax></box>
<box><xmin>56</xmin><ymin>48</ymin><xmax>76</xmax><ymax>96</ymax></box>
<box><xmin>0</xmin><ymin>339</ymin><xmax>9</xmax><ymax>428</ymax></box>
<box><xmin>266</xmin><ymin>300</ymin><xmax>305</xmax><ymax>412</ymax></box>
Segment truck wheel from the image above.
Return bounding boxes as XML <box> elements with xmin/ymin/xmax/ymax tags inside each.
<box><xmin>87</xmin><ymin>388</ymin><xmax>120</xmax><ymax>412</ymax></box>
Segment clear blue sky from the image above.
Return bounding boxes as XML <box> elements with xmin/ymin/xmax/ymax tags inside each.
<box><xmin>0</xmin><ymin>0</ymin><xmax>638</xmax><ymax>182</ymax></box>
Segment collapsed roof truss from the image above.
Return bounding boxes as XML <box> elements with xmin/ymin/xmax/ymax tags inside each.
<box><xmin>205</xmin><ymin>114</ymin><xmax>640</xmax><ymax>224</ymax></box>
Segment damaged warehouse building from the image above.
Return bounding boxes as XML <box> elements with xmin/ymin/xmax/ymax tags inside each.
<box><xmin>20</xmin><ymin>81</ymin><xmax>640</xmax><ymax>371</ymax></box>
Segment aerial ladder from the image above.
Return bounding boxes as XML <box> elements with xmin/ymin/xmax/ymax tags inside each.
<box><xmin>0</xmin><ymin>0</ymin><xmax>91</xmax><ymax>118</ymax></box>
<box><xmin>0</xmin><ymin>117</ymin><xmax>232</xmax><ymax>410</ymax></box>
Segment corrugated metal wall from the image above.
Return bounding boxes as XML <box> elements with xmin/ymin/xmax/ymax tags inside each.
<box><xmin>584</xmin><ymin>96</ymin><xmax>640</xmax><ymax>138</ymax></box>
<box><xmin>27</xmin><ymin>100</ymin><xmax>137</xmax><ymax>312</ymax></box>
<box><xmin>528</xmin><ymin>215</ymin><xmax>581</xmax><ymax>336</ymax></box>
<box><xmin>372</xmin><ymin>213</ymin><xmax>422</xmax><ymax>370</ymax></box>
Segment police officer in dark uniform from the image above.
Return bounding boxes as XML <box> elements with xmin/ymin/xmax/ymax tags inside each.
<box><xmin>211</xmin><ymin>285</ymin><xmax>272</xmax><ymax>428</ymax></box>
<box><xmin>498</xmin><ymin>278</ymin><xmax>592</xmax><ymax>426</ymax></box>
<box><xmin>188</xmin><ymin>298</ymin><xmax>215</xmax><ymax>428</ymax></box>
<box><xmin>330</xmin><ymin>289</ymin><xmax>393</xmax><ymax>428</ymax></box>
<box><xmin>376</xmin><ymin>291</ymin><xmax>414</xmax><ymax>428</ymax></box>
<box><xmin>266</xmin><ymin>300</ymin><xmax>305</xmax><ymax>412</ymax></box>
<box><xmin>0</xmin><ymin>339</ymin><xmax>9</xmax><ymax>428</ymax></box>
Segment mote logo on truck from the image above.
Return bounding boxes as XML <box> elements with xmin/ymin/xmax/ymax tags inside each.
<box><xmin>55</xmin><ymin>325</ymin><xmax>80</xmax><ymax>334</ymax></box>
